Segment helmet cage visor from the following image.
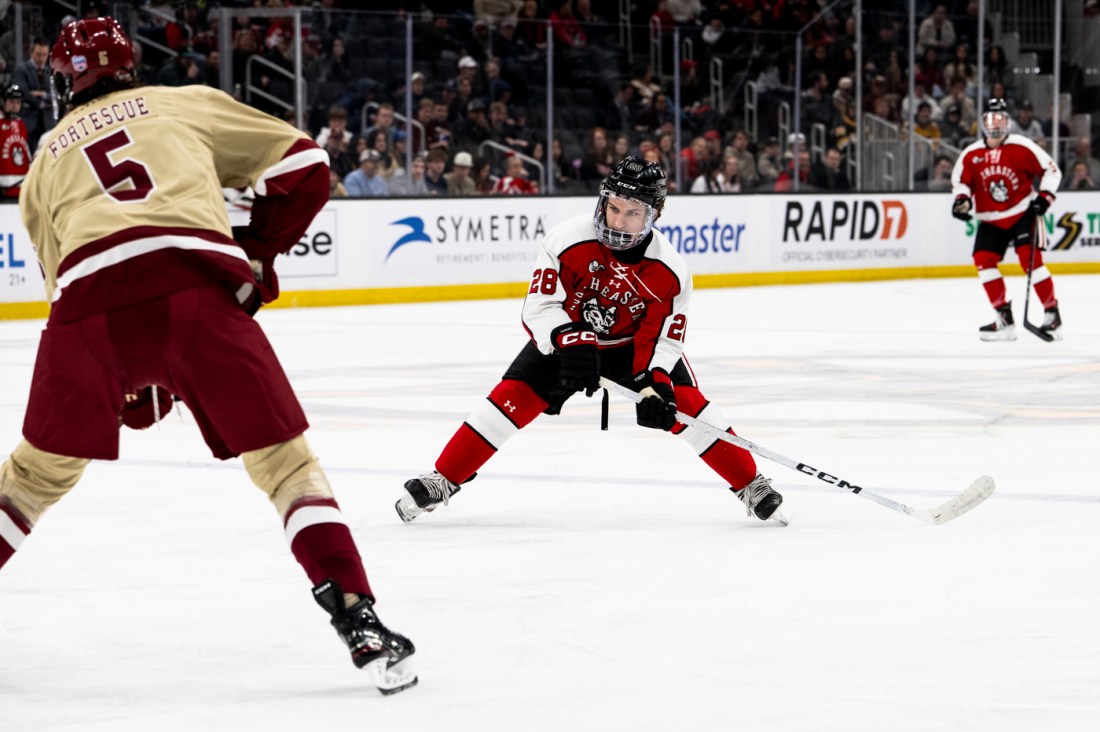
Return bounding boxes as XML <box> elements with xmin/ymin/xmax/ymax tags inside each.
<box><xmin>981</xmin><ymin>110</ymin><xmax>1009</xmax><ymax>139</ymax></box>
<box><xmin>593</xmin><ymin>191</ymin><xmax>657</xmax><ymax>251</ymax></box>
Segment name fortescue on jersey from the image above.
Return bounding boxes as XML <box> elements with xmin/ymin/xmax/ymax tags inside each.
<box><xmin>978</xmin><ymin>164</ymin><xmax>1021</xmax><ymax>190</ymax></box>
<box><xmin>46</xmin><ymin>96</ymin><xmax>151</xmax><ymax>160</ymax></box>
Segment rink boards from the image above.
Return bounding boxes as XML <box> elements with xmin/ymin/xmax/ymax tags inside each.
<box><xmin>2</xmin><ymin>191</ymin><xmax>1100</xmax><ymax>318</ymax></box>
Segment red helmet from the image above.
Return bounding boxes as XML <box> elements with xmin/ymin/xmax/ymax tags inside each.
<box><xmin>51</xmin><ymin>17</ymin><xmax>134</xmax><ymax>101</ymax></box>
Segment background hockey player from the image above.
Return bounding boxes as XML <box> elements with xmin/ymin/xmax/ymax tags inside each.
<box><xmin>397</xmin><ymin>156</ymin><xmax>785</xmax><ymax>525</ymax></box>
<box><xmin>0</xmin><ymin>83</ymin><xmax>30</xmax><ymax>198</ymax></box>
<box><xmin>0</xmin><ymin>17</ymin><xmax>416</xmax><ymax>695</ymax></box>
<box><xmin>950</xmin><ymin>97</ymin><xmax>1063</xmax><ymax>340</ymax></box>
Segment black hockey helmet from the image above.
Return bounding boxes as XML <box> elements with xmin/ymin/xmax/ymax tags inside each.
<box><xmin>593</xmin><ymin>156</ymin><xmax>667</xmax><ymax>251</ymax></box>
<box><xmin>981</xmin><ymin>97</ymin><xmax>1010</xmax><ymax>140</ymax></box>
<box><xmin>3</xmin><ymin>83</ymin><xmax>24</xmax><ymax>101</ymax></box>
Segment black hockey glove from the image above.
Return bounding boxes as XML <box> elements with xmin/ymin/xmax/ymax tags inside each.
<box><xmin>632</xmin><ymin>370</ymin><xmax>677</xmax><ymax>431</ymax></box>
<box><xmin>551</xmin><ymin>322</ymin><xmax>600</xmax><ymax>396</ymax></box>
<box><xmin>1028</xmin><ymin>191</ymin><xmax>1054</xmax><ymax>217</ymax></box>
<box><xmin>951</xmin><ymin>195</ymin><xmax>972</xmax><ymax>221</ymax></box>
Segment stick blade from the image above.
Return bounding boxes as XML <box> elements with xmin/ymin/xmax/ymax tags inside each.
<box><xmin>1024</xmin><ymin>321</ymin><xmax>1055</xmax><ymax>342</ymax></box>
<box><xmin>924</xmin><ymin>475</ymin><xmax>996</xmax><ymax>525</ymax></box>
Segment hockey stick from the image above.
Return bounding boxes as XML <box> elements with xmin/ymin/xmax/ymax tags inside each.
<box><xmin>1022</xmin><ymin>215</ymin><xmax>1054</xmax><ymax>342</ymax></box>
<box><xmin>599</xmin><ymin>377</ymin><xmax>995</xmax><ymax>525</ymax></box>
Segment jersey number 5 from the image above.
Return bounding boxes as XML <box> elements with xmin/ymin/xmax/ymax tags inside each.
<box><xmin>81</xmin><ymin>129</ymin><xmax>156</xmax><ymax>203</ymax></box>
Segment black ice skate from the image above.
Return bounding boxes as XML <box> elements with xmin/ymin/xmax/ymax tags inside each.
<box><xmin>312</xmin><ymin>579</ymin><xmax>418</xmax><ymax>695</ymax></box>
<box><xmin>731</xmin><ymin>474</ymin><xmax>787</xmax><ymax>525</ymax></box>
<box><xmin>1040</xmin><ymin>304</ymin><xmax>1063</xmax><ymax>340</ymax></box>
<box><xmin>979</xmin><ymin>302</ymin><xmax>1016</xmax><ymax>341</ymax></box>
<box><xmin>395</xmin><ymin>471</ymin><xmax>461</xmax><ymax>522</ymax></box>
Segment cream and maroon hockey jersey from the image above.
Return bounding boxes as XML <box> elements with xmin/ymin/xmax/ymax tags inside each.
<box><xmin>521</xmin><ymin>213</ymin><xmax>691</xmax><ymax>377</ymax></box>
<box><xmin>19</xmin><ymin>84</ymin><xmax>329</xmax><ymax>322</ymax></box>
<box><xmin>950</xmin><ymin>134</ymin><xmax>1062</xmax><ymax>229</ymax></box>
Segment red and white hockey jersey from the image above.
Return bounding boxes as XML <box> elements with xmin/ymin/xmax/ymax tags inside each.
<box><xmin>950</xmin><ymin>134</ymin><xmax>1061</xmax><ymax>228</ymax></box>
<box><xmin>521</xmin><ymin>213</ymin><xmax>691</xmax><ymax>376</ymax></box>
<box><xmin>0</xmin><ymin>116</ymin><xmax>30</xmax><ymax>197</ymax></box>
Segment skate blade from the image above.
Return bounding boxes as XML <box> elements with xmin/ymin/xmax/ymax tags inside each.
<box><xmin>769</xmin><ymin>509</ymin><xmax>789</xmax><ymax>527</ymax></box>
<box><xmin>363</xmin><ymin>655</ymin><xmax>418</xmax><ymax>695</ymax></box>
<box><xmin>979</xmin><ymin>326</ymin><xmax>1016</xmax><ymax>341</ymax></box>
<box><xmin>394</xmin><ymin>492</ymin><xmax>423</xmax><ymax>523</ymax></box>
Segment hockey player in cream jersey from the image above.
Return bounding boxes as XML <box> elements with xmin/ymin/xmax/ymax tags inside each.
<box><xmin>398</xmin><ymin>156</ymin><xmax>786</xmax><ymax>525</ymax></box>
<box><xmin>1</xmin><ymin>17</ymin><xmax>416</xmax><ymax>694</ymax></box>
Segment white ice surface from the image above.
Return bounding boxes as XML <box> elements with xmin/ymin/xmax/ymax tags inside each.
<box><xmin>1</xmin><ymin>276</ymin><xmax>1098</xmax><ymax>731</ymax></box>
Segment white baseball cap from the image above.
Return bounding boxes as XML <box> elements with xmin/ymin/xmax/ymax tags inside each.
<box><xmin>453</xmin><ymin>151</ymin><xmax>473</xmax><ymax>167</ymax></box>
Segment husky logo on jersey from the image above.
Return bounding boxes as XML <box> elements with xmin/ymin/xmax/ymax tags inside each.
<box><xmin>989</xmin><ymin>179</ymin><xmax>1009</xmax><ymax>203</ymax></box>
<box><xmin>581</xmin><ymin>298</ymin><xmax>618</xmax><ymax>335</ymax></box>
<box><xmin>12</xmin><ymin>146</ymin><xmax>25</xmax><ymax>167</ymax></box>
<box><xmin>588</xmin><ymin>260</ymin><xmax>605</xmax><ymax>272</ymax></box>
<box><xmin>73</xmin><ymin>55</ymin><xmax>88</xmax><ymax>72</ymax></box>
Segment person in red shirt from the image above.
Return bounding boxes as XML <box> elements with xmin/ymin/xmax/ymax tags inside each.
<box><xmin>950</xmin><ymin>98</ymin><xmax>1063</xmax><ymax>340</ymax></box>
<box><xmin>0</xmin><ymin>84</ymin><xmax>31</xmax><ymax>198</ymax></box>
<box><xmin>491</xmin><ymin>153</ymin><xmax>538</xmax><ymax>195</ymax></box>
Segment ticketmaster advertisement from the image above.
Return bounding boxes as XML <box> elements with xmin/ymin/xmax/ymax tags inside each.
<box><xmin>3</xmin><ymin>192</ymin><xmax>1100</xmax><ymax>315</ymax></box>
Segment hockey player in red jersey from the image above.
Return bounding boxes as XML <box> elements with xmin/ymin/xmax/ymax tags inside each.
<box><xmin>0</xmin><ymin>83</ymin><xmax>30</xmax><ymax>198</ymax></box>
<box><xmin>397</xmin><ymin>156</ymin><xmax>785</xmax><ymax>525</ymax></box>
<box><xmin>0</xmin><ymin>18</ymin><xmax>416</xmax><ymax>694</ymax></box>
<box><xmin>950</xmin><ymin>98</ymin><xmax>1064</xmax><ymax>340</ymax></box>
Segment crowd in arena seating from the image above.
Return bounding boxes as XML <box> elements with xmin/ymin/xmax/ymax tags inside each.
<box><xmin>1</xmin><ymin>0</ymin><xmax>1099</xmax><ymax>197</ymax></box>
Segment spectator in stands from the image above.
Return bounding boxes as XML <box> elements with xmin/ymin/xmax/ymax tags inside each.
<box><xmin>1062</xmin><ymin>160</ymin><xmax>1097</xmax><ymax>191</ymax></box>
<box><xmin>1040</xmin><ymin>103</ymin><xmax>1071</xmax><ymax>146</ymax></box>
<box><xmin>546</xmin><ymin>138</ymin><xmax>580</xmax><ymax>190</ymax></box>
<box><xmin>457</xmin><ymin>55</ymin><xmax>481</xmax><ymax>96</ymax></box>
<box><xmin>580</xmin><ymin>126</ymin><xmax>614</xmax><ymax>181</ymax></box>
<box><xmin>409</xmin><ymin>71</ymin><xmax>428</xmax><ymax>109</ymax></box>
<box><xmin>723</xmin><ymin>130</ymin><xmax>757</xmax><ymax>189</ymax></box>
<box><xmin>956</xmin><ymin>0</ymin><xmax>995</xmax><ymax>52</ymax></box>
<box><xmin>343</xmin><ymin>150</ymin><xmax>389</xmax><ymax>197</ymax></box>
<box><xmin>636</xmin><ymin>92</ymin><xmax>675</xmax><ymax>135</ymax></box>
<box><xmin>667</xmin><ymin>0</ymin><xmax>702</xmax><ymax>23</ymax></box>
<box><xmin>1010</xmin><ymin>100</ymin><xmax>1043</xmax><ymax>142</ymax></box>
<box><xmin>775</xmin><ymin>149</ymin><xmax>812</xmax><ymax>191</ymax></box>
<box><xmin>318</xmin><ymin>36</ymin><xmax>351</xmax><ymax>86</ymax></box>
<box><xmin>943</xmin><ymin>43</ymin><xmax>976</xmax><ymax>97</ymax></box>
<box><xmin>364</xmin><ymin>102</ymin><xmax>396</xmax><ymax>148</ymax></box>
<box><xmin>608</xmin><ymin>83</ymin><xmax>639</xmax><ymax>134</ymax></box>
<box><xmin>157</xmin><ymin>52</ymin><xmax>203</xmax><ymax>87</ymax></box>
<box><xmin>679</xmin><ymin>135</ymin><xmax>710</xmax><ymax>183</ymax></box>
<box><xmin>917</xmin><ymin>4</ymin><xmax>956</xmax><ymax>58</ymax></box>
<box><xmin>912</xmin><ymin>102</ymin><xmax>942</xmax><ymax>140</ymax></box>
<box><xmin>445</xmin><ymin>151</ymin><xmax>477</xmax><ymax>195</ymax></box>
<box><xmin>691</xmin><ymin>156</ymin><xmax>741</xmax><ymax>194</ymax></box>
<box><xmin>832</xmin><ymin>76</ymin><xmax>854</xmax><ymax>119</ymax></box>
<box><xmin>488</xmin><ymin>101</ymin><xmax>523</xmax><ymax>149</ymax></box>
<box><xmin>679</xmin><ymin>60</ymin><xmax>704</xmax><ymax>109</ymax></box>
<box><xmin>390</xmin><ymin>129</ymin><xmax>411</xmax><ymax>177</ymax></box>
<box><xmin>613</xmin><ymin>134</ymin><xmax>631</xmax><ymax>161</ymax></box>
<box><xmin>834</xmin><ymin>100</ymin><xmax>858</xmax><ymax>157</ymax></box>
<box><xmin>903</xmin><ymin>81</ymin><xmax>943</xmax><ymax>123</ymax></box>
<box><xmin>12</xmin><ymin>37</ymin><xmax>55</xmax><ymax>150</ymax></box>
<box><xmin>939</xmin><ymin>104</ymin><xmax>971</xmax><ymax>148</ymax></box>
<box><xmin>366</xmin><ymin>129</ymin><xmax>399</xmax><ymax>181</ymax></box>
<box><xmin>322</xmin><ymin>129</ymin><xmax>356</xmax><ymax>181</ymax></box>
<box><xmin>516</xmin><ymin>0</ymin><xmax>548</xmax><ymax>54</ymax></box>
<box><xmin>801</xmin><ymin>71</ymin><xmax>837</xmax><ymax>132</ymax></box>
<box><xmin>630</xmin><ymin>63</ymin><xmax>662</xmax><ymax>104</ymax></box>
<box><xmin>469</xmin><ymin>20</ymin><xmax>493</xmax><ymax>64</ymax></box>
<box><xmin>938</xmin><ymin>77</ymin><xmax>977</xmax><ymax>129</ymax></box>
<box><xmin>868</xmin><ymin>21</ymin><xmax>899</xmax><ymax>78</ymax></box>
<box><xmin>655</xmin><ymin>132</ymin><xmax>677</xmax><ymax>177</ymax></box>
<box><xmin>809</xmin><ymin>148</ymin><xmax>851</xmax><ymax>191</ymax></box>
<box><xmin>329</xmin><ymin>169</ymin><xmax>348</xmax><ymax>198</ymax></box>
<box><xmin>915</xmin><ymin>46</ymin><xmax>947</xmax><ymax>98</ymax></box>
<box><xmin>492</xmin><ymin>18</ymin><xmax>528</xmax><ymax>61</ymax></box>
<box><xmin>473</xmin><ymin>157</ymin><xmax>497</xmax><ymax>194</ymax></box>
<box><xmin>316</xmin><ymin>105</ymin><xmax>353</xmax><ymax>148</ymax></box>
<box><xmin>1066</xmin><ymin>137</ymin><xmax>1100</xmax><ymax>184</ymax></box>
<box><xmin>390</xmin><ymin>153</ymin><xmax>430</xmax><ymax>196</ymax></box>
<box><xmin>456</xmin><ymin>98</ymin><xmax>492</xmax><ymax>149</ymax></box>
<box><xmin>492</xmin><ymin>153</ymin><xmax>538</xmax><ymax>195</ymax></box>
<box><xmin>703</xmin><ymin>130</ymin><xmax>723</xmax><ymax>165</ymax></box>
<box><xmin>982</xmin><ymin>45</ymin><xmax>1008</xmax><ymax>91</ymax></box>
<box><xmin>424</xmin><ymin>149</ymin><xmax>450</xmax><ymax>196</ymax></box>
<box><xmin>756</xmin><ymin>137</ymin><xmax>782</xmax><ymax>187</ymax></box>
<box><xmin>926</xmin><ymin>155</ymin><xmax>954</xmax><ymax>192</ymax></box>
